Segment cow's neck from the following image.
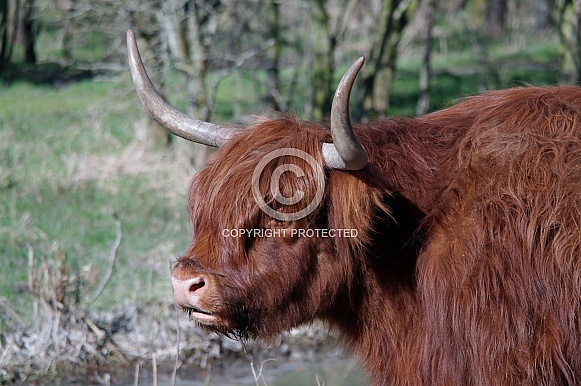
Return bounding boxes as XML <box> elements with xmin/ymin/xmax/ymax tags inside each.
<box><xmin>325</xmin><ymin>118</ymin><xmax>467</xmax><ymax>383</ymax></box>
<box><xmin>327</xmin><ymin>253</ymin><xmax>419</xmax><ymax>385</ymax></box>
<box><xmin>325</xmin><ymin>194</ymin><xmax>423</xmax><ymax>384</ymax></box>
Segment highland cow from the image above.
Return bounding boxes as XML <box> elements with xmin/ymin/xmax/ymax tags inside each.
<box><xmin>127</xmin><ymin>29</ymin><xmax>581</xmax><ymax>385</ymax></box>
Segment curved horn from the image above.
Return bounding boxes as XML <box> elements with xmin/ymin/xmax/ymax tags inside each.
<box><xmin>322</xmin><ymin>57</ymin><xmax>369</xmax><ymax>170</ymax></box>
<box><xmin>126</xmin><ymin>29</ymin><xmax>237</xmax><ymax>147</ymax></box>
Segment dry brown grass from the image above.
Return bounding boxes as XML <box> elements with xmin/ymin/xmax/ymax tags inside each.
<box><xmin>0</xmin><ymin>230</ymin><xmax>337</xmax><ymax>384</ymax></box>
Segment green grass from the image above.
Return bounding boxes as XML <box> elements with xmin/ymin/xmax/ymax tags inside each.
<box><xmin>0</xmin><ymin>75</ymin><xmax>193</xmax><ymax>318</ymax></box>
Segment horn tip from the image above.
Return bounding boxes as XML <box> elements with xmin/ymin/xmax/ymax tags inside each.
<box><xmin>353</xmin><ymin>56</ymin><xmax>365</xmax><ymax>72</ymax></box>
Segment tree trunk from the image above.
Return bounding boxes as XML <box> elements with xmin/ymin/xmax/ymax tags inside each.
<box><xmin>559</xmin><ymin>0</ymin><xmax>581</xmax><ymax>84</ymax></box>
<box><xmin>61</xmin><ymin>0</ymin><xmax>77</xmax><ymax>62</ymax></box>
<box><xmin>182</xmin><ymin>0</ymin><xmax>210</xmax><ymax>168</ymax></box>
<box><xmin>362</xmin><ymin>0</ymin><xmax>414</xmax><ymax>119</ymax></box>
<box><xmin>265</xmin><ymin>0</ymin><xmax>281</xmax><ymax>112</ymax></box>
<box><xmin>308</xmin><ymin>0</ymin><xmax>356</xmax><ymax>120</ymax></box>
<box><xmin>486</xmin><ymin>0</ymin><xmax>507</xmax><ymax>37</ymax></box>
<box><xmin>22</xmin><ymin>0</ymin><xmax>36</xmax><ymax>64</ymax></box>
<box><xmin>0</xmin><ymin>0</ymin><xmax>9</xmax><ymax>71</ymax></box>
<box><xmin>416</xmin><ymin>0</ymin><xmax>435</xmax><ymax>116</ymax></box>
<box><xmin>0</xmin><ymin>0</ymin><xmax>20</xmax><ymax>71</ymax></box>
<box><xmin>311</xmin><ymin>0</ymin><xmax>334</xmax><ymax>121</ymax></box>
<box><xmin>184</xmin><ymin>1</ymin><xmax>209</xmax><ymax>121</ymax></box>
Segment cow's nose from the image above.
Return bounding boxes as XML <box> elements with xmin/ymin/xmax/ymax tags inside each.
<box><xmin>171</xmin><ymin>276</ymin><xmax>207</xmax><ymax>309</ymax></box>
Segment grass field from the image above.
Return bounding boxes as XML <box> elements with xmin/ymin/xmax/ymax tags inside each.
<box><xmin>0</xmin><ymin>75</ymin><xmax>194</xmax><ymax>315</ymax></box>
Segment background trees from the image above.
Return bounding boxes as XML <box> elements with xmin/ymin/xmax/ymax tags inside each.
<box><xmin>1</xmin><ymin>0</ymin><xmax>38</xmax><ymax>70</ymax></box>
<box><xmin>1</xmin><ymin>0</ymin><xmax>578</xmax><ymax>148</ymax></box>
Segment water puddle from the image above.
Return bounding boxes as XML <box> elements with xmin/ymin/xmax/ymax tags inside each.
<box><xmin>116</xmin><ymin>356</ymin><xmax>365</xmax><ymax>386</ymax></box>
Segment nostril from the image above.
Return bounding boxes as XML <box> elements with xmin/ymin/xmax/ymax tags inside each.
<box><xmin>189</xmin><ymin>280</ymin><xmax>205</xmax><ymax>293</ymax></box>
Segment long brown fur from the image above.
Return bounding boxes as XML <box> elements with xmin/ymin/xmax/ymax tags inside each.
<box><xmin>173</xmin><ymin>85</ymin><xmax>581</xmax><ymax>385</ymax></box>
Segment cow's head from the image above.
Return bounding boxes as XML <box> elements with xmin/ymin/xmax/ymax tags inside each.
<box><xmin>127</xmin><ymin>30</ymin><xmax>387</xmax><ymax>338</ymax></box>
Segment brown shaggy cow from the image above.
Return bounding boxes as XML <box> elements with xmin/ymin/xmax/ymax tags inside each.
<box><xmin>127</xmin><ymin>29</ymin><xmax>581</xmax><ymax>385</ymax></box>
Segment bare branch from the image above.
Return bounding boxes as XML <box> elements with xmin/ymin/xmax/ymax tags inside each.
<box><xmin>85</xmin><ymin>215</ymin><xmax>122</xmax><ymax>309</ymax></box>
<box><xmin>171</xmin><ymin>305</ymin><xmax>180</xmax><ymax>386</ymax></box>
<box><xmin>152</xmin><ymin>352</ymin><xmax>158</xmax><ymax>386</ymax></box>
<box><xmin>134</xmin><ymin>364</ymin><xmax>140</xmax><ymax>386</ymax></box>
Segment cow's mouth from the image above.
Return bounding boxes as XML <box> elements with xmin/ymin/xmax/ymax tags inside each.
<box><xmin>181</xmin><ymin>306</ymin><xmax>218</xmax><ymax>324</ymax></box>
